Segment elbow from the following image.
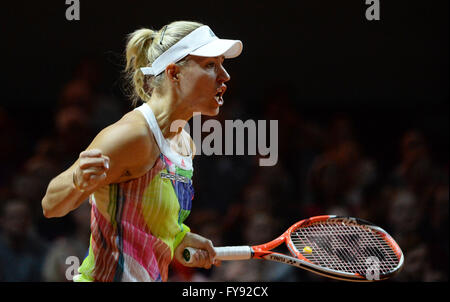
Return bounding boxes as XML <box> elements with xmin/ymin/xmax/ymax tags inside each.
<box><xmin>42</xmin><ymin>200</ymin><xmax>51</xmax><ymax>218</ymax></box>
<box><xmin>42</xmin><ymin>206</ymin><xmax>60</xmax><ymax>219</ymax></box>
<box><xmin>42</xmin><ymin>207</ymin><xmax>52</xmax><ymax>218</ymax></box>
<box><xmin>41</xmin><ymin>197</ymin><xmax>56</xmax><ymax>218</ymax></box>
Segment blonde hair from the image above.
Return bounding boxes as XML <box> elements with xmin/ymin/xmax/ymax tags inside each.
<box><xmin>124</xmin><ymin>20</ymin><xmax>203</xmax><ymax>106</ymax></box>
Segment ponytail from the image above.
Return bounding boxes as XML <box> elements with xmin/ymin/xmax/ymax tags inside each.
<box><xmin>125</xmin><ymin>28</ymin><xmax>156</xmax><ymax>106</ymax></box>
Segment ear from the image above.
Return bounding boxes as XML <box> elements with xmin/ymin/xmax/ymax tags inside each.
<box><xmin>165</xmin><ymin>63</ymin><xmax>181</xmax><ymax>84</ymax></box>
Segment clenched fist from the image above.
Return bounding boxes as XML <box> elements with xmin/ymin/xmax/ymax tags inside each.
<box><xmin>73</xmin><ymin>149</ymin><xmax>110</xmax><ymax>192</ymax></box>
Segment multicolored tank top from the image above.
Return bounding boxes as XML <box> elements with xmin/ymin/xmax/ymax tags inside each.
<box><xmin>75</xmin><ymin>103</ymin><xmax>194</xmax><ymax>282</ymax></box>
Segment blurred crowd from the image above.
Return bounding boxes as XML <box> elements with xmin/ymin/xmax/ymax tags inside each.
<box><xmin>0</xmin><ymin>60</ymin><xmax>448</xmax><ymax>282</ymax></box>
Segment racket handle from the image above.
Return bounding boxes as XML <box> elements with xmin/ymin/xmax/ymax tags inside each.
<box><xmin>183</xmin><ymin>246</ymin><xmax>252</xmax><ymax>264</ymax></box>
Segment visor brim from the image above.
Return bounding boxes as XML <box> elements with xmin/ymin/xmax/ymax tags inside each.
<box><xmin>190</xmin><ymin>39</ymin><xmax>243</xmax><ymax>59</ymax></box>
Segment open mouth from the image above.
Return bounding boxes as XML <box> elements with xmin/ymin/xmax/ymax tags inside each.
<box><xmin>214</xmin><ymin>86</ymin><xmax>226</xmax><ymax>106</ymax></box>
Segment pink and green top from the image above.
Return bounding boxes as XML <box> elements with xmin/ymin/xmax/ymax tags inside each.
<box><xmin>75</xmin><ymin>103</ymin><xmax>194</xmax><ymax>282</ymax></box>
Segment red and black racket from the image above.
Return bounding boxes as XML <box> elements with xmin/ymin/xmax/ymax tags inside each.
<box><xmin>183</xmin><ymin>215</ymin><xmax>404</xmax><ymax>281</ymax></box>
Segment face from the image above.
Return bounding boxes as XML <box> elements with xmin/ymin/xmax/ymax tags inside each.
<box><xmin>0</xmin><ymin>201</ymin><xmax>31</xmax><ymax>238</ymax></box>
<box><xmin>176</xmin><ymin>55</ymin><xmax>231</xmax><ymax>116</ymax></box>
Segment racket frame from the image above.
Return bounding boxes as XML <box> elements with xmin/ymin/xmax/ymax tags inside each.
<box><xmin>184</xmin><ymin>215</ymin><xmax>404</xmax><ymax>282</ymax></box>
<box><xmin>250</xmin><ymin>215</ymin><xmax>404</xmax><ymax>281</ymax></box>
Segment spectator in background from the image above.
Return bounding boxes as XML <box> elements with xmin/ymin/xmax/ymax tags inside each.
<box><xmin>52</xmin><ymin>105</ymin><xmax>94</xmax><ymax>169</ymax></box>
<box><xmin>42</xmin><ymin>202</ymin><xmax>90</xmax><ymax>282</ymax></box>
<box><xmin>11</xmin><ymin>139</ymin><xmax>61</xmax><ymax>220</ymax></box>
<box><xmin>392</xmin><ymin>183</ymin><xmax>448</xmax><ymax>282</ymax></box>
<box><xmin>305</xmin><ymin>115</ymin><xmax>377</xmax><ymax>217</ymax></box>
<box><xmin>0</xmin><ymin>199</ymin><xmax>47</xmax><ymax>281</ymax></box>
<box><xmin>58</xmin><ymin>57</ymin><xmax>124</xmax><ymax>134</ymax></box>
<box><xmin>9</xmin><ymin>105</ymin><xmax>92</xmax><ymax>225</ymax></box>
<box><xmin>425</xmin><ymin>184</ymin><xmax>449</xmax><ymax>281</ymax></box>
<box><xmin>383</xmin><ymin>129</ymin><xmax>449</xmax><ymax>281</ymax></box>
<box><xmin>45</xmin><ymin>57</ymin><xmax>125</xmax><ymax>172</ymax></box>
<box><xmin>391</xmin><ymin>130</ymin><xmax>444</xmax><ymax>206</ymax></box>
<box><xmin>387</xmin><ymin>189</ymin><xmax>422</xmax><ymax>250</ymax></box>
<box><xmin>0</xmin><ymin>107</ymin><xmax>23</xmax><ymax>200</ymax></box>
<box><xmin>210</xmin><ymin>211</ymin><xmax>300</xmax><ymax>282</ymax></box>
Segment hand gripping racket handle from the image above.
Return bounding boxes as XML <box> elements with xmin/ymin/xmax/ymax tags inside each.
<box><xmin>183</xmin><ymin>246</ymin><xmax>253</xmax><ymax>264</ymax></box>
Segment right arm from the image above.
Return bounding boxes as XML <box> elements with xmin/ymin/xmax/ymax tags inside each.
<box><xmin>42</xmin><ymin>117</ymin><xmax>155</xmax><ymax>218</ymax></box>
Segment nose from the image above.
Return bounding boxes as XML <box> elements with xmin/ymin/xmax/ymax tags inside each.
<box><xmin>218</xmin><ymin>65</ymin><xmax>230</xmax><ymax>84</ymax></box>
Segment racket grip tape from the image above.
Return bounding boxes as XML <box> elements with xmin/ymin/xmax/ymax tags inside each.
<box><xmin>183</xmin><ymin>246</ymin><xmax>252</xmax><ymax>264</ymax></box>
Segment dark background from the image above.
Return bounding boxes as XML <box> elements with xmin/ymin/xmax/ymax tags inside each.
<box><xmin>2</xmin><ymin>0</ymin><xmax>449</xmax><ymax>163</ymax></box>
<box><xmin>0</xmin><ymin>0</ymin><xmax>448</xmax><ymax>282</ymax></box>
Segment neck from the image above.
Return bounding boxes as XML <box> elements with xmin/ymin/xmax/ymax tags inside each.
<box><xmin>147</xmin><ymin>91</ymin><xmax>192</xmax><ymax>139</ymax></box>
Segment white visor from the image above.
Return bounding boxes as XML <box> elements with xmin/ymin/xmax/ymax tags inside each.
<box><xmin>140</xmin><ymin>25</ymin><xmax>242</xmax><ymax>76</ymax></box>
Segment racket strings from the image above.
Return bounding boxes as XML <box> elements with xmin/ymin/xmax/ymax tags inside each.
<box><xmin>290</xmin><ymin>221</ymin><xmax>400</xmax><ymax>276</ymax></box>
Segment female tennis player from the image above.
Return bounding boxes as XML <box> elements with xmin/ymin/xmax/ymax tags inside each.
<box><xmin>41</xmin><ymin>20</ymin><xmax>243</xmax><ymax>282</ymax></box>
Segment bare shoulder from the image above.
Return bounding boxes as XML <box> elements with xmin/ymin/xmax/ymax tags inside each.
<box><xmin>96</xmin><ymin>110</ymin><xmax>152</xmax><ymax>152</ymax></box>
<box><xmin>87</xmin><ymin>110</ymin><xmax>159</xmax><ymax>179</ymax></box>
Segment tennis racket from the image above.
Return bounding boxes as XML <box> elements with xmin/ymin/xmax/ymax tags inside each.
<box><xmin>183</xmin><ymin>215</ymin><xmax>404</xmax><ymax>281</ymax></box>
